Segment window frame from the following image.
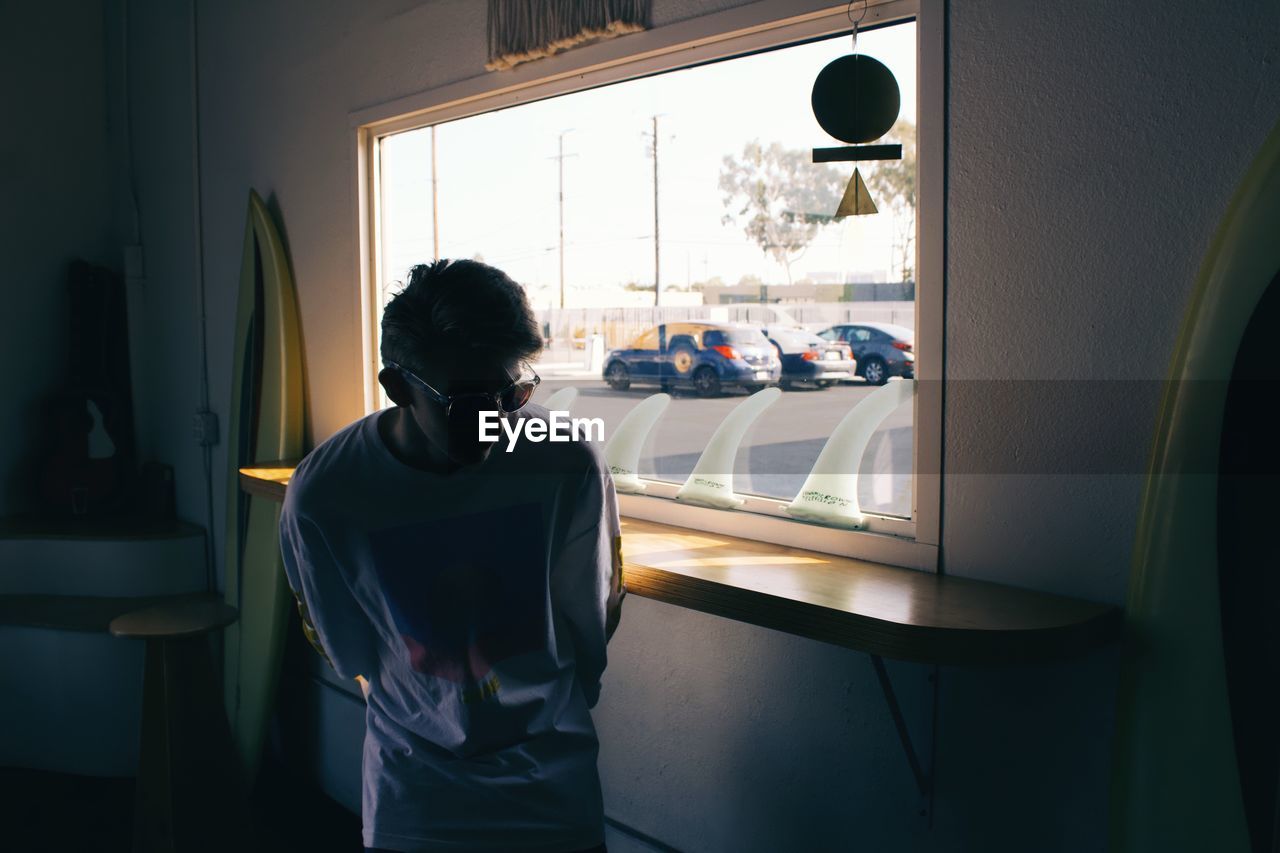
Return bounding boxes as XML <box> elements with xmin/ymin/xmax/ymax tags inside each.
<box><xmin>354</xmin><ymin>0</ymin><xmax>944</xmax><ymax>571</ymax></box>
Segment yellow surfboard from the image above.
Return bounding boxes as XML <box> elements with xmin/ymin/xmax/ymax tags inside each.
<box><xmin>1111</xmin><ymin>120</ymin><xmax>1280</xmax><ymax>852</ymax></box>
<box><xmin>223</xmin><ymin>190</ymin><xmax>304</xmax><ymax>785</ymax></box>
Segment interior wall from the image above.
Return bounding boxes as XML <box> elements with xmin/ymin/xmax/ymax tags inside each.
<box><xmin>113</xmin><ymin>0</ymin><xmax>1280</xmax><ymax>851</ymax></box>
<box><xmin>109</xmin><ymin>0</ymin><xmax>207</xmax><ymax>512</ymax></box>
<box><xmin>0</xmin><ymin>0</ymin><xmax>114</xmax><ymax>516</ymax></box>
<box><xmin>941</xmin><ymin>0</ymin><xmax>1280</xmax><ymax>602</ymax></box>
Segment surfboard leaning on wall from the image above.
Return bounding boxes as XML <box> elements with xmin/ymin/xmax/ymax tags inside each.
<box><xmin>223</xmin><ymin>190</ymin><xmax>304</xmax><ymax>784</ymax></box>
<box><xmin>1110</xmin><ymin>120</ymin><xmax>1280</xmax><ymax>853</ymax></box>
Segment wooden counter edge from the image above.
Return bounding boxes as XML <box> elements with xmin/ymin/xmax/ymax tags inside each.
<box><xmin>622</xmin><ymin>561</ymin><xmax>1121</xmax><ymax>666</ymax></box>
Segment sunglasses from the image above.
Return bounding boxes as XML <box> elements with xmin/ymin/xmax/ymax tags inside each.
<box><xmin>385</xmin><ymin>360</ymin><xmax>541</xmax><ymax>417</ymax></box>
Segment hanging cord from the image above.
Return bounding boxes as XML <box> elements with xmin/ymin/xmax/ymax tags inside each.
<box><xmin>189</xmin><ymin>0</ymin><xmax>217</xmax><ymax>594</ymax></box>
<box><xmin>847</xmin><ymin>0</ymin><xmax>867</xmax><ymax>149</ymax></box>
<box><xmin>121</xmin><ymin>0</ymin><xmax>141</xmax><ymax>244</ymax></box>
<box><xmin>847</xmin><ymin>0</ymin><xmax>867</xmax><ymax>53</ymax></box>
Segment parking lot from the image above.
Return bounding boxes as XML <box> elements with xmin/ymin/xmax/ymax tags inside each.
<box><xmin>531</xmin><ymin>377</ymin><xmax>913</xmax><ymax>519</ymax></box>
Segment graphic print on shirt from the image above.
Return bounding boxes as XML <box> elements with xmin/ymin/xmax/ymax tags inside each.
<box><xmin>367</xmin><ymin>503</ymin><xmax>548</xmax><ymax>688</ymax></box>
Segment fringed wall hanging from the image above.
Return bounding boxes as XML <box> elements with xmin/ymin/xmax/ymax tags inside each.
<box><xmin>486</xmin><ymin>0</ymin><xmax>653</xmax><ymax>71</ymax></box>
<box><xmin>810</xmin><ymin>1</ymin><xmax>903</xmax><ymax>217</ymax></box>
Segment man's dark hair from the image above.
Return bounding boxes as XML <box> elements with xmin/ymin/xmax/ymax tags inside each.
<box><xmin>381</xmin><ymin>259</ymin><xmax>542</xmax><ymax>373</ymax></box>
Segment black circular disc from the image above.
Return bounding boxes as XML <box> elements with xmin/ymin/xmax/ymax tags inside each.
<box><xmin>811</xmin><ymin>54</ymin><xmax>901</xmax><ymax>144</ymax></box>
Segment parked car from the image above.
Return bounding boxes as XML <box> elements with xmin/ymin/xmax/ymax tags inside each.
<box><xmin>602</xmin><ymin>322</ymin><xmax>781</xmax><ymax>397</ymax></box>
<box><xmin>815</xmin><ymin>322</ymin><xmax>915</xmax><ymax>385</ymax></box>
<box><xmin>762</xmin><ymin>327</ymin><xmax>856</xmax><ymax>390</ymax></box>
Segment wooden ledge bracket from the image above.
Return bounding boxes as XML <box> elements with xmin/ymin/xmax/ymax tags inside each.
<box><xmin>871</xmin><ymin>655</ymin><xmax>939</xmax><ymax>823</ymax></box>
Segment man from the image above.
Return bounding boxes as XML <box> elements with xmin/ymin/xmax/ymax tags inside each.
<box><xmin>279</xmin><ymin>259</ymin><xmax>625</xmax><ymax>852</ymax></box>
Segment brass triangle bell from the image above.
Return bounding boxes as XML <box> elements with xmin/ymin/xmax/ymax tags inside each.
<box><xmin>835</xmin><ymin>168</ymin><xmax>877</xmax><ymax>217</ymax></box>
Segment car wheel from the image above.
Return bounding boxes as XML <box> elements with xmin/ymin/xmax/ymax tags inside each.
<box><xmin>861</xmin><ymin>357</ymin><xmax>888</xmax><ymax>386</ymax></box>
<box><xmin>605</xmin><ymin>362</ymin><xmax>631</xmax><ymax>390</ymax></box>
<box><xmin>693</xmin><ymin>366</ymin><xmax>721</xmax><ymax>398</ymax></box>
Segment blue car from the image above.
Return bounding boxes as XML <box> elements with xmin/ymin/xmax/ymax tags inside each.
<box><xmin>603</xmin><ymin>322</ymin><xmax>781</xmax><ymax>397</ymax></box>
<box><xmin>815</xmin><ymin>322</ymin><xmax>915</xmax><ymax>385</ymax></box>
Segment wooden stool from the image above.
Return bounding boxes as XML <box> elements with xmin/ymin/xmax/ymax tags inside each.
<box><xmin>110</xmin><ymin>593</ymin><xmax>245</xmax><ymax>853</ymax></box>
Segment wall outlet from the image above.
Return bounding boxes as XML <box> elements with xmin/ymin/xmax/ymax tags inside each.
<box><xmin>194</xmin><ymin>409</ymin><xmax>220</xmax><ymax>447</ymax></box>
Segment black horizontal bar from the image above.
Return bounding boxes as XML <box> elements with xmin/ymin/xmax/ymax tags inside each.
<box><xmin>812</xmin><ymin>144</ymin><xmax>903</xmax><ymax>163</ymax></box>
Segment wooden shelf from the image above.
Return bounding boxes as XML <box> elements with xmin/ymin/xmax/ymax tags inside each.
<box><xmin>0</xmin><ymin>592</ymin><xmax>215</xmax><ymax>634</ymax></box>
<box><xmin>109</xmin><ymin>593</ymin><xmax>238</xmax><ymax>640</ymax></box>
<box><xmin>0</xmin><ymin>516</ymin><xmax>204</xmax><ymax>541</ymax></box>
<box><xmin>619</xmin><ymin>518</ymin><xmax>1120</xmax><ymax>665</ymax></box>
<box><xmin>240</xmin><ymin>461</ymin><xmax>1121</xmax><ymax>665</ymax></box>
<box><xmin>238</xmin><ymin>463</ymin><xmax>295</xmax><ymax>503</ymax></box>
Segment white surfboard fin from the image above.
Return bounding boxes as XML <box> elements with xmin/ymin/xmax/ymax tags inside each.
<box><xmin>676</xmin><ymin>386</ymin><xmax>782</xmax><ymax>509</ymax></box>
<box><xmin>784</xmin><ymin>379</ymin><xmax>915</xmax><ymax>528</ymax></box>
<box><xmin>604</xmin><ymin>393</ymin><xmax>671</xmax><ymax>494</ymax></box>
<box><xmin>542</xmin><ymin>386</ymin><xmax>578</xmax><ymax>414</ymax></box>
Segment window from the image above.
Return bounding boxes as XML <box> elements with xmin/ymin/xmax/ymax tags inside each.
<box><xmin>664</xmin><ymin>323</ymin><xmax>707</xmax><ymax>349</ymax></box>
<box><xmin>357</xmin><ymin>0</ymin><xmax>942</xmax><ymax>568</ymax></box>
<box><xmin>630</xmin><ymin>328</ymin><xmax>659</xmax><ymax>350</ymax></box>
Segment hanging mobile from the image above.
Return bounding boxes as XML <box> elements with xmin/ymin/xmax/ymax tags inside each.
<box><xmin>810</xmin><ymin>0</ymin><xmax>903</xmax><ymax>216</ymax></box>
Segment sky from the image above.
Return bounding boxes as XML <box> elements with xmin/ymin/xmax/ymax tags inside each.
<box><xmin>379</xmin><ymin>19</ymin><xmax>917</xmax><ymax>309</ymax></box>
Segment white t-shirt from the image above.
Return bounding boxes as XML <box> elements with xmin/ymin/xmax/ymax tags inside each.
<box><xmin>278</xmin><ymin>404</ymin><xmax>624</xmax><ymax>852</ymax></box>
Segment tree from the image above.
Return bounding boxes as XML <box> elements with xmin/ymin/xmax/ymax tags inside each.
<box><xmin>864</xmin><ymin>120</ymin><xmax>917</xmax><ymax>282</ymax></box>
<box><xmin>719</xmin><ymin>141</ymin><xmax>845</xmax><ymax>285</ymax></box>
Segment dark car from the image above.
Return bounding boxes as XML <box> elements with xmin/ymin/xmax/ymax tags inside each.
<box><xmin>763</xmin><ymin>327</ymin><xmax>856</xmax><ymax>390</ymax></box>
<box><xmin>815</xmin><ymin>322</ymin><xmax>915</xmax><ymax>385</ymax></box>
<box><xmin>602</xmin><ymin>322</ymin><xmax>781</xmax><ymax>397</ymax></box>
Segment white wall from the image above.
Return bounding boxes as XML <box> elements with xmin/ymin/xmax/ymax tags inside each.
<box><xmin>114</xmin><ymin>0</ymin><xmax>1280</xmax><ymax>850</ymax></box>
<box><xmin>0</xmin><ymin>1</ymin><xmax>114</xmax><ymax>515</ymax></box>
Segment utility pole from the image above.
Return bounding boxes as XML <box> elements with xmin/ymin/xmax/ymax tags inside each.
<box><xmin>645</xmin><ymin>115</ymin><xmax>665</xmax><ymax>307</ymax></box>
<box><xmin>550</xmin><ymin>129</ymin><xmax>576</xmax><ymax>309</ymax></box>
<box><xmin>431</xmin><ymin>124</ymin><xmax>440</xmax><ymax>260</ymax></box>
<box><xmin>559</xmin><ymin>131</ymin><xmax>567</xmax><ymax>310</ymax></box>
